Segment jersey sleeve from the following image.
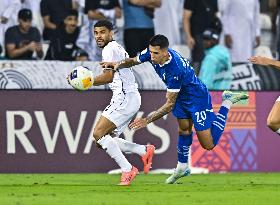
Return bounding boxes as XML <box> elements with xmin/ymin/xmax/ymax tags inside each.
<box><xmin>136</xmin><ymin>48</ymin><xmax>151</xmax><ymax>63</ymax></box>
<box><xmin>166</xmin><ymin>72</ymin><xmax>182</xmax><ymax>93</ymax></box>
<box><xmin>4</xmin><ymin>28</ymin><xmax>15</xmax><ymax>44</ymax></box>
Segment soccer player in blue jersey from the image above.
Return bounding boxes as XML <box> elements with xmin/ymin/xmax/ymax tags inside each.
<box><xmin>101</xmin><ymin>34</ymin><xmax>248</xmax><ymax>184</ymax></box>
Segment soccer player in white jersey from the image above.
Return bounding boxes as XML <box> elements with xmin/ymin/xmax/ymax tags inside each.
<box><xmin>89</xmin><ymin>20</ymin><xmax>155</xmax><ymax>185</ymax></box>
<box><xmin>249</xmin><ymin>56</ymin><xmax>280</xmax><ymax>136</ymax></box>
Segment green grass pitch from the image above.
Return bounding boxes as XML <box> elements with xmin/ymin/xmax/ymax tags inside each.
<box><xmin>0</xmin><ymin>173</ymin><xmax>279</xmax><ymax>205</ymax></box>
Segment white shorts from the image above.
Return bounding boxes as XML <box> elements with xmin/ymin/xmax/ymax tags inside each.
<box><xmin>102</xmin><ymin>91</ymin><xmax>141</xmax><ymax>136</ymax></box>
<box><xmin>277</xmin><ymin>96</ymin><xmax>280</xmax><ymax>102</ymax></box>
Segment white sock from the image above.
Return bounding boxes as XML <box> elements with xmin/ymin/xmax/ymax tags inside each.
<box><xmin>97</xmin><ymin>135</ymin><xmax>132</xmax><ymax>172</ymax></box>
<box><xmin>114</xmin><ymin>137</ymin><xmax>146</xmax><ymax>156</ymax></box>
<box><xmin>276</xmin><ymin>128</ymin><xmax>280</xmax><ymax>135</ymax></box>
<box><xmin>176</xmin><ymin>162</ymin><xmax>188</xmax><ymax>172</ymax></box>
<box><xmin>221</xmin><ymin>100</ymin><xmax>232</xmax><ymax>110</ymax></box>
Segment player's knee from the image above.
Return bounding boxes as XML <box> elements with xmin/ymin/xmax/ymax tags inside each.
<box><xmin>178</xmin><ymin>127</ymin><xmax>192</xmax><ymax>135</ymax></box>
<box><xmin>178</xmin><ymin>130</ymin><xmax>192</xmax><ymax>135</ymax></box>
<box><xmin>201</xmin><ymin>144</ymin><xmax>214</xmax><ymax>151</ymax></box>
<box><xmin>93</xmin><ymin>128</ymin><xmax>105</xmax><ymax>141</ymax></box>
<box><xmin>267</xmin><ymin>117</ymin><xmax>280</xmax><ymax>131</ymax></box>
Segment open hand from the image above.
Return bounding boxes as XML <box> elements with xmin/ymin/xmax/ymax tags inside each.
<box><xmin>129</xmin><ymin>118</ymin><xmax>148</xmax><ymax>130</ymax></box>
<box><xmin>248</xmin><ymin>56</ymin><xmax>270</xmax><ymax>66</ymax></box>
<box><xmin>100</xmin><ymin>62</ymin><xmax>119</xmax><ymax>71</ymax></box>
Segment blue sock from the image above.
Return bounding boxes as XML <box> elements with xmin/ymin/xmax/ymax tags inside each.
<box><xmin>211</xmin><ymin>106</ymin><xmax>229</xmax><ymax>146</ymax></box>
<box><xmin>177</xmin><ymin>133</ymin><xmax>193</xmax><ymax>163</ymax></box>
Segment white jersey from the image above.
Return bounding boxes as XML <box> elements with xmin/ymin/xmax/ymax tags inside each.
<box><xmin>102</xmin><ymin>41</ymin><xmax>138</xmax><ymax>95</ymax></box>
<box><xmin>101</xmin><ymin>41</ymin><xmax>141</xmax><ymax>136</ymax></box>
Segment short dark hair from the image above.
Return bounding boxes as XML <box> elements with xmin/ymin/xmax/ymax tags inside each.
<box><xmin>94</xmin><ymin>20</ymin><xmax>113</xmax><ymax>31</ymax></box>
<box><xmin>18</xmin><ymin>9</ymin><xmax>32</xmax><ymax>21</ymax></box>
<box><xmin>66</xmin><ymin>9</ymin><xmax>78</xmax><ymax>18</ymax></box>
<box><xmin>149</xmin><ymin>35</ymin><xmax>169</xmax><ymax>49</ymax></box>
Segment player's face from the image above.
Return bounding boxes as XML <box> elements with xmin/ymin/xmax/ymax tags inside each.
<box><xmin>94</xmin><ymin>27</ymin><xmax>113</xmax><ymax>48</ymax></box>
<box><xmin>149</xmin><ymin>45</ymin><xmax>168</xmax><ymax>64</ymax></box>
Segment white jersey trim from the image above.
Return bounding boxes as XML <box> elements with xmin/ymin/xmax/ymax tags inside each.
<box><xmin>136</xmin><ymin>55</ymin><xmax>141</xmax><ymax>63</ymax></box>
<box><xmin>167</xmin><ymin>88</ymin><xmax>180</xmax><ymax>93</ymax></box>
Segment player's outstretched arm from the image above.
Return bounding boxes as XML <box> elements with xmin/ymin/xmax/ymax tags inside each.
<box><xmin>100</xmin><ymin>57</ymin><xmax>141</xmax><ymax>71</ymax></box>
<box><xmin>249</xmin><ymin>56</ymin><xmax>280</xmax><ymax>70</ymax></box>
<box><xmin>129</xmin><ymin>91</ymin><xmax>178</xmax><ymax>130</ymax></box>
<box><xmin>92</xmin><ymin>70</ymin><xmax>114</xmax><ymax>86</ymax></box>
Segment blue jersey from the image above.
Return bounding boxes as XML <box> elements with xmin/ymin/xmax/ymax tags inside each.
<box><xmin>137</xmin><ymin>48</ymin><xmax>215</xmax><ymax>131</ymax></box>
<box><xmin>137</xmin><ymin>48</ymin><xmax>209</xmax><ymax>107</ymax></box>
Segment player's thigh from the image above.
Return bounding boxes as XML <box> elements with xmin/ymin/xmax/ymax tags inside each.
<box><xmin>93</xmin><ymin>116</ymin><xmax>117</xmax><ymax>140</ymax></box>
<box><xmin>177</xmin><ymin>118</ymin><xmax>193</xmax><ymax>135</ymax></box>
<box><xmin>267</xmin><ymin>99</ymin><xmax>280</xmax><ymax>126</ymax></box>
<box><xmin>191</xmin><ymin>104</ymin><xmax>216</xmax><ymax>150</ymax></box>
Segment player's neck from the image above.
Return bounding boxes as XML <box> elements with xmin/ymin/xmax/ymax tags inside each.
<box><xmin>159</xmin><ymin>53</ymin><xmax>171</xmax><ymax>66</ymax></box>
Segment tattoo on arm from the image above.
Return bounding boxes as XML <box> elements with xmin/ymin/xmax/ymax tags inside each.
<box><xmin>118</xmin><ymin>57</ymin><xmax>140</xmax><ymax>69</ymax></box>
<box><xmin>146</xmin><ymin>92</ymin><xmax>178</xmax><ymax>124</ymax></box>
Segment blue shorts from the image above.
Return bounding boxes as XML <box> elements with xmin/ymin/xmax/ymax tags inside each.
<box><xmin>172</xmin><ymin>94</ymin><xmax>216</xmax><ymax>131</ymax></box>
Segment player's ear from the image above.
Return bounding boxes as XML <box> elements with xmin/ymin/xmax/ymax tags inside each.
<box><xmin>163</xmin><ymin>48</ymin><xmax>169</xmax><ymax>56</ymax></box>
<box><xmin>110</xmin><ymin>30</ymin><xmax>114</xmax><ymax>37</ymax></box>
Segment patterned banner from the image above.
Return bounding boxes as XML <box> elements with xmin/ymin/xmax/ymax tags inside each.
<box><xmin>0</xmin><ymin>90</ymin><xmax>279</xmax><ymax>173</ymax></box>
<box><xmin>0</xmin><ymin>61</ymin><xmax>279</xmax><ymax>90</ymax></box>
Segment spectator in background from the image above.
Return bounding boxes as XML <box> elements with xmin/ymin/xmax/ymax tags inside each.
<box><xmin>270</xmin><ymin>0</ymin><xmax>280</xmax><ymax>59</ymax></box>
<box><xmin>222</xmin><ymin>0</ymin><xmax>260</xmax><ymax>63</ymax></box>
<box><xmin>76</xmin><ymin>0</ymin><xmax>122</xmax><ymax>61</ymax></box>
<box><xmin>40</xmin><ymin>0</ymin><xmax>75</xmax><ymax>40</ymax></box>
<box><xmin>45</xmin><ymin>10</ymin><xmax>80</xmax><ymax>61</ymax></box>
<box><xmin>5</xmin><ymin>8</ymin><xmax>43</xmax><ymax>60</ymax></box>
<box><xmin>153</xmin><ymin>0</ymin><xmax>184</xmax><ymax>47</ymax></box>
<box><xmin>0</xmin><ymin>0</ymin><xmax>23</xmax><ymax>54</ymax></box>
<box><xmin>199</xmin><ymin>28</ymin><xmax>232</xmax><ymax>90</ymax></box>
<box><xmin>122</xmin><ymin>0</ymin><xmax>161</xmax><ymax>57</ymax></box>
<box><xmin>23</xmin><ymin>0</ymin><xmax>44</xmax><ymax>34</ymax></box>
<box><xmin>183</xmin><ymin>0</ymin><xmax>218</xmax><ymax>74</ymax></box>
<box><xmin>75</xmin><ymin>48</ymin><xmax>89</xmax><ymax>61</ymax></box>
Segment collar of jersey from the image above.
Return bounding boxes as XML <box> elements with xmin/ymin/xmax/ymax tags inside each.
<box><xmin>159</xmin><ymin>52</ymin><xmax>172</xmax><ymax>67</ymax></box>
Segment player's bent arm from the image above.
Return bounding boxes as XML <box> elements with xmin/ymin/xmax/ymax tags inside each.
<box><xmin>249</xmin><ymin>56</ymin><xmax>280</xmax><ymax>70</ymax></box>
<box><xmin>146</xmin><ymin>91</ymin><xmax>178</xmax><ymax>124</ymax></box>
<box><xmin>262</xmin><ymin>57</ymin><xmax>280</xmax><ymax>70</ymax></box>
<box><xmin>117</xmin><ymin>57</ymin><xmax>141</xmax><ymax>69</ymax></box>
<box><xmin>92</xmin><ymin>70</ymin><xmax>114</xmax><ymax>86</ymax></box>
<box><xmin>100</xmin><ymin>57</ymin><xmax>141</xmax><ymax>70</ymax></box>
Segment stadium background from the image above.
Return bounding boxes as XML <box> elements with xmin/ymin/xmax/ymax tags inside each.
<box><xmin>0</xmin><ymin>1</ymin><xmax>280</xmax><ymax>204</ymax></box>
<box><xmin>0</xmin><ymin>61</ymin><xmax>279</xmax><ymax>174</ymax></box>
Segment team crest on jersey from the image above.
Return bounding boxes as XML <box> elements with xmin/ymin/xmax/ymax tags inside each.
<box><xmin>198</xmin><ymin>122</ymin><xmax>205</xmax><ymax>126</ymax></box>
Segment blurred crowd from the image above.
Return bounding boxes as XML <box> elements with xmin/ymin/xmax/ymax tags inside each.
<box><xmin>0</xmin><ymin>0</ymin><xmax>277</xmax><ymax>89</ymax></box>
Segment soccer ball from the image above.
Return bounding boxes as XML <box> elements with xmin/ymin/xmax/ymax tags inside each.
<box><xmin>68</xmin><ymin>66</ymin><xmax>93</xmax><ymax>91</ymax></box>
